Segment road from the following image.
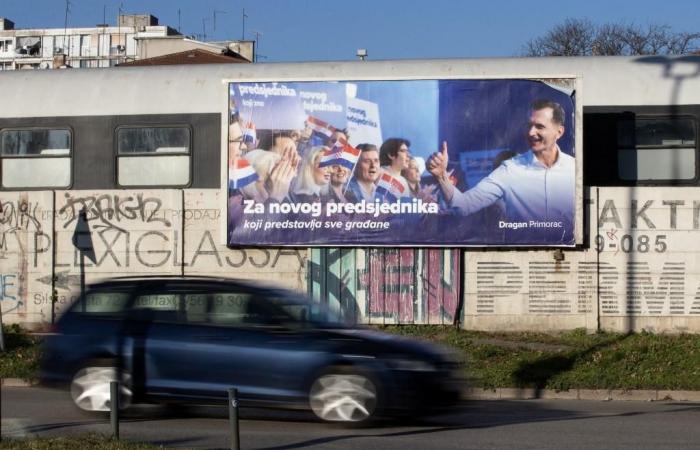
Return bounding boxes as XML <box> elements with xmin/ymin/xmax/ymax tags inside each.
<box><xmin>2</xmin><ymin>386</ymin><xmax>700</xmax><ymax>449</ymax></box>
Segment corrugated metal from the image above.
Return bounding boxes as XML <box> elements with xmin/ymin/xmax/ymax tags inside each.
<box><xmin>309</xmin><ymin>248</ymin><xmax>461</xmax><ymax>325</ymax></box>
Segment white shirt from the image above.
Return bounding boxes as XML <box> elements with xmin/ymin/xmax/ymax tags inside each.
<box><xmin>450</xmin><ymin>148</ymin><xmax>575</xmax><ymax>224</ymax></box>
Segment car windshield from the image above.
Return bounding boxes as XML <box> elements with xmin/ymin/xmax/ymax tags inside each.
<box><xmin>265</xmin><ymin>290</ymin><xmax>350</xmax><ymax>328</ymax></box>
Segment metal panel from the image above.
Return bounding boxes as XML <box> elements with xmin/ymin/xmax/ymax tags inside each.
<box><xmin>309</xmin><ymin>248</ymin><xmax>461</xmax><ymax>325</ymax></box>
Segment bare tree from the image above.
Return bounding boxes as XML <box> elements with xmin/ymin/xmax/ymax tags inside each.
<box><xmin>522</xmin><ymin>19</ymin><xmax>700</xmax><ymax>56</ymax></box>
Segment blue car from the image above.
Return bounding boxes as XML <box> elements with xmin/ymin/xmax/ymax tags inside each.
<box><xmin>41</xmin><ymin>276</ymin><xmax>463</xmax><ymax>424</ymax></box>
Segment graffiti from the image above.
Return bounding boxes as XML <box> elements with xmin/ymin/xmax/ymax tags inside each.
<box><xmin>59</xmin><ymin>192</ymin><xmax>171</xmax><ymax>232</ymax></box>
<box><xmin>0</xmin><ymin>199</ymin><xmax>43</xmax><ymax>232</ymax></box>
<box><xmin>37</xmin><ymin>270</ymin><xmax>82</xmax><ymax>290</ymax></box>
<box><xmin>355</xmin><ymin>249</ymin><xmax>459</xmax><ymax>323</ymax></box>
<box><xmin>0</xmin><ymin>273</ymin><xmax>22</xmax><ymax>314</ymax></box>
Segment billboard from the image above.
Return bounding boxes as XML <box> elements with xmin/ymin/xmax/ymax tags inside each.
<box><xmin>227</xmin><ymin>79</ymin><xmax>576</xmax><ymax>246</ymax></box>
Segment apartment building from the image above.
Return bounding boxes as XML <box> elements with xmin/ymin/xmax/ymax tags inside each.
<box><xmin>0</xmin><ymin>14</ymin><xmax>253</xmax><ymax>70</ymax></box>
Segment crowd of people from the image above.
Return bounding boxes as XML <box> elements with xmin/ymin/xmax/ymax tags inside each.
<box><xmin>229</xmin><ymin>98</ymin><xmax>574</xmax><ymax>232</ymax></box>
<box><xmin>228</xmin><ymin>114</ymin><xmax>437</xmax><ymax>207</ymax></box>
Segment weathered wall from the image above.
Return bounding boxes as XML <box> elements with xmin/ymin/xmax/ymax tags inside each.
<box><xmin>3</xmin><ymin>186</ymin><xmax>700</xmax><ymax>333</ymax></box>
<box><xmin>0</xmin><ymin>189</ymin><xmax>307</xmax><ymax>328</ymax></box>
<box><xmin>464</xmin><ymin>187</ymin><xmax>700</xmax><ymax>333</ymax></box>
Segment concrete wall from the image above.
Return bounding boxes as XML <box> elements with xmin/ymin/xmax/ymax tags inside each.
<box><xmin>464</xmin><ymin>187</ymin><xmax>700</xmax><ymax>334</ymax></box>
<box><xmin>0</xmin><ymin>189</ymin><xmax>307</xmax><ymax>328</ymax></box>
<box><xmin>3</xmin><ymin>186</ymin><xmax>700</xmax><ymax>333</ymax></box>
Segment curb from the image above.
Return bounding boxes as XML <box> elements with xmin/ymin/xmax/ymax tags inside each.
<box><xmin>4</xmin><ymin>379</ymin><xmax>700</xmax><ymax>402</ymax></box>
<box><xmin>1</xmin><ymin>378</ymin><xmax>39</xmax><ymax>387</ymax></box>
<box><xmin>463</xmin><ymin>387</ymin><xmax>700</xmax><ymax>402</ymax></box>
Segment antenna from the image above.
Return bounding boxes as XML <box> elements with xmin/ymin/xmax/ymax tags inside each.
<box><xmin>213</xmin><ymin>9</ymin><xmax>226</xmax><ymax>36</ymax></box>
<box><xmin>241</xmin><ymin>8</ymin><xmax>248</xmax><ymax>40</ymax></box>
<box><xmin>63</xmin><ymin>0</ymin><xmax>71</xmax><ymax>56</ymax></box>
<box><xmin>202</xmin><ymin>17</ymin><xmax>209</xmax><ymax>41</ymax></box>
<box><xmin>252</xmin><ymin>30</ymin><xmax>264</xmax><ymax>61</ymax></box>
<box><xmin>178</xmin><ymin>9</ymin><xmax>181</xmax><ymax>33</ymax></box>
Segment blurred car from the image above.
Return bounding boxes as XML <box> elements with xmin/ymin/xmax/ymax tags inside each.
<box><xmin>41</xmin><ymin>276</ymin><xmax>463</xmax><ymax>424</ymax></box>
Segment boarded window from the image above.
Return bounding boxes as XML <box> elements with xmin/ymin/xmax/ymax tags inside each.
<box><xmin>0</xmin><ymin>128</ymin><xmax>72</xmax><ymax>188</ymax></box>
<box><xmin>618</xmin><ymin>117</ymin><xmax>697</xmax><ymax>181</ymax></box>
<box><xmin>116</xmin><ymin>126</ymin><xmax>191</xmax><ymax>186</ymax></box>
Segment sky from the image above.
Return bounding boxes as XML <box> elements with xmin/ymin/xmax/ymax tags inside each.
<box><xmin>2</xmin><ymin>0</ymin><xmax>700</xmax><ymax>62</ymax></box>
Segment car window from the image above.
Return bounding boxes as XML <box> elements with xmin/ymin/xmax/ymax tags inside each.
<box><xmin>132</xmin><ymin>293</ymin><xmax>181</xmax><ymax>322</ymax></box>
<box><xmin>208</xmin><ymin>292</ymin><xmax>289</xmax><ymax>327</ymax></box>
<box><xmin>72</xmin><ymin>291</ymin><xmax>131</xmax><ymax>316</ymax></box>
<box><xmin>183</xmin><ymin>293</ymin><xmax>208</xmax><ymax>323</ymax></box>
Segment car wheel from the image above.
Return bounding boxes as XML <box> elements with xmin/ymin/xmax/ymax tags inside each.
<box><xmin>70</xmin><ymin>362</ymin><xmax>132</xmax><ymax>412</ymax></box>
<box><xmin>309</xmin><ymin>369</ymin><xmax>378</xmax><ymax>423</ymax></box>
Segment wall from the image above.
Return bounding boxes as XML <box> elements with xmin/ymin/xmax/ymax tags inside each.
<box><xmin>464</xmin><ymin>187</ymin><xmax>700</xmax><ymax>333</ymax></box>
<box><xmin>0</xmin><ymin>189</ymin><xmax>307</xmax><ymax>327</ymax></box>
<box><xmin>3</xmin><ymin>186</ymin><xmax>700</xmax><ymax>333</ymax></box>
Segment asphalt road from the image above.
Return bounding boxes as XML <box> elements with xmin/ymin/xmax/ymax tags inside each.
<box><xmin>2</xmin><ymin>386</ymin><xmax>700</xmax><ymax>449</ymax></box>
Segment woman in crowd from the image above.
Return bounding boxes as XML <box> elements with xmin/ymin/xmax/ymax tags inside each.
<box><xmin>322</xmin><ymin>164</ymin><xmax>351</xmax><ymax>203</ymax></box>
<box><xmin>291</xmin><ymin>146</ymin><xmax>331</xmax><ymax>203</ymax></box>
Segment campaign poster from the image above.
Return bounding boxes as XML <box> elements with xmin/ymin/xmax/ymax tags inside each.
<box><xmin>227</xmin><ymin>79</ymin><xmax>576</xmax><ymax>246</ymax></box>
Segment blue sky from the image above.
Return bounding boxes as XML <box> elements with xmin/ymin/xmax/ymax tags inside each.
<box><xmin>3</xmin><ymin>0</ymin><xmax>699</xmax><ymax>61</ymax></box>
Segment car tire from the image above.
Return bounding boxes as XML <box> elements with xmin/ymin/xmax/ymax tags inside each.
<box><xmin>70</xmin><ymin>359</ymin><xmax>132</xmax><ymax>412</ymax></box>
<box><xmin>309</xmin><ymin>367</ymin><xmax>379</xmax><ymax>424</ymax></box>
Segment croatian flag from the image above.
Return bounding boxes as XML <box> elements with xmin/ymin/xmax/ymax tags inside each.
<box><xmin>375</xmin><ymin>172</ymin><xmax>407</xmax><ymax>202</ymax></box>
<box><xmin>242</xmin><ymin>121</ymin><xmax>257</xmax><ymax>146</ymax></box>
<box><xmin>307</xmin><ymin>115</ymin><xmax>336</xmax><ymax>146</ymax></box>
<box><xmin>228</xmin><ymin>158</ymin><xmax>258</xmax><ymax>190</ymax></box>
<box><xmin>318</xmin><ymin>139</ymin><xmax>361</xmax><ymax>170</ymax></box>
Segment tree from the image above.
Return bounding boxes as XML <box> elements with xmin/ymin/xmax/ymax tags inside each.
<box><xmin>522</xmin><ymin>19</ymin><xmax>700</xmax><ymax>56</ymax></box>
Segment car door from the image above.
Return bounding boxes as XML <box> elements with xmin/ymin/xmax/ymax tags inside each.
<box><xmin>137</xmin><ymin>283</ymin><xmax>324</xmax><ymax>404</ymax></box>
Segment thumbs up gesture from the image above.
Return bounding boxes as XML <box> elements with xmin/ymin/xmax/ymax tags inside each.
<box><xmin>427</xmin><ymin>141</ymin><xmax>449</xmax><ymax>179</ymax></box>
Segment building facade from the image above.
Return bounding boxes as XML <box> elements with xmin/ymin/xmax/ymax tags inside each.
<box><xmin>0</xmin><ymin>14</ymin><xmax>252</xmax><ymax>70</ymax></box>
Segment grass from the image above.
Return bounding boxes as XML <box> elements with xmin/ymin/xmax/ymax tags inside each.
<box><xmin>0</xmin><ymin>323</ymin><xmax>41</xmax><ymax>380</ymax></box>
<box><xmin>378</xmin><ymin>325</ymin><xmax>700</xmax><ymax>391</ymax></box>
<box><xmin>2</xmin><ymin>323</ymin><xmax>699</xmax><ymax>391</ymax></box>
<box><xmin>0</xmin><ymin>434</ymin><xmax>174</xmax><ymax>449</ymax></box>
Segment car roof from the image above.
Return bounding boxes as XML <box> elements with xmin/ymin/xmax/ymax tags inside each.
<box><xmin>85</xmin><ymin>275</ymin><xmax>289</xmax><ymax>293</ymax></box>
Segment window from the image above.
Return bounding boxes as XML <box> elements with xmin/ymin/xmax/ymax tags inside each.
<box><xmin>15</xmin><ymin>36</ymin><xmax>41</xmax><ymax>56</ymax></box>
<box><xmin>116</xmin><ymin>126</ymin><xmax>191</xmax><ymax>186</ymax></box>
<box><xmin>618</xmin><ymin>117</ymin><xmax>697</xmax><ymax>182</ymax></box>
<box><xmin>0</xmin><ymin>39</ymin><xmax>13</xmax><ymax>53</ymax></box>
<box><xmin>74</xmin><ymin>291</ymin><xmax>131</xmax><ymax>315</ymax></box>
<box><xmin>1</xmin><ymin>128</ymin><xmax>72</xmax><ymax>188</ymax></box>
<box><xmin>80</xmin><ymin>34</ymin><xmax>91</xmax><ymax>56</ymax></box>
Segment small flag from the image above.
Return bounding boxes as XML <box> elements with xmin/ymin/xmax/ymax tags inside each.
<box><xmin>307</xmin><ymin>115</ymin><xmax>337</xmax><ymax>146</ymax></box>
<box><xmin>229</xmin><ymin>158</ymin><xmax>258</xmax><ymax>190</ymax></box>
<box><xmin>242</xmin><ymin>121</ymin><xmax>256</xmax><ymax>146</ymax></box>
<box><xmin>375</xmin><ymin>172</ymin><xmax>407</xmax><ymax>202</ymax></box>
<box><xmin>307</xmin><ymin>116</ymin><xmax>336</xmax><ymax>138</ymax></box>
<box><xmin>318</xmin><ymin>138</ymin><xmax>361</xmax><ymax>170</ymax></box>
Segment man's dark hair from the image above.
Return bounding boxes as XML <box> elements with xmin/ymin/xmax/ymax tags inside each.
<box><xmin>356</xmin><ymin>143</ymin><xmax>378</xmax><ymax>153</ymax></box>
<box><xmin>257</xmin><ymin>129</ymin><xmax>295</xmax><ymax>151</ymax></box>
<box><xmin>531</xmin><ymin>99</ymin><xmax>565</xmax><ymax>126</ymax></box>
<box><xmin>329</xmin><ymin>128</ymin><xmax>349</xmax><ymax>140</ymax></box>
<box><xmin>379</xmin><ymin>138</ymin><xmax>410</xmax><ymax>166</ymax></box>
